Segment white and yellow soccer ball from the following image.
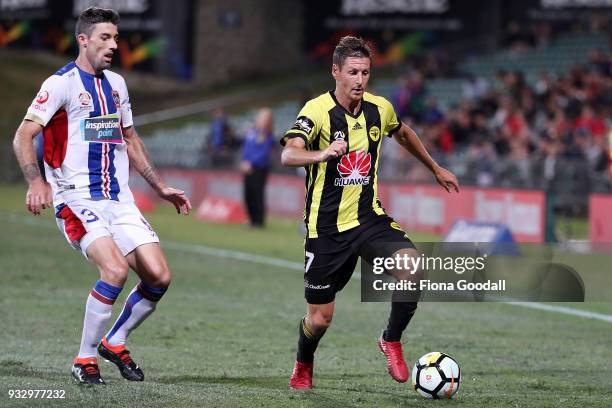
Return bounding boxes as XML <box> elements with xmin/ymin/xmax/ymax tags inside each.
<box><xmin>411</xmin><ymin>352</ymin><xmax>460</xmax><ymax>399</ymax></box>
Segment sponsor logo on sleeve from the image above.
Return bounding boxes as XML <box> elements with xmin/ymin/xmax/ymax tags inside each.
<box><xmin>32</xmin><ymin>91</ymin><xmax>49</xmax><ymax>112</ymax></box>
<box><xmin>291</xmin><ymin>116</ymin><xmax>314</xmax><ymax>134</ymax></box>
<box><xmin>36</xmin><ymin>91</ymin><xmax>49</xmax><ymax>104</ymax></box>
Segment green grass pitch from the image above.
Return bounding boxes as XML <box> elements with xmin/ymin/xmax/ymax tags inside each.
<box><xmin>0</xmin><ymin>184</ymin><xmax>611</xmax><ymax>407</ymax></box>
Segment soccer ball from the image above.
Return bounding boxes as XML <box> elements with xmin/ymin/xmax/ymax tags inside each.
<box><xmin>412</xmin><ymin>352</ymin><xmax>460</xmax><ymax>399</ymax></box>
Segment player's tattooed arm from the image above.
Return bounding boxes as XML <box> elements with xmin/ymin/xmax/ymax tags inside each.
<box><xmin>13</xmin><ymin>120</ymin><xmax>44</xmax><ymax>184</ymax></box>
<box><xmin>123</xmin><ymin>125</ymin><xmax>192</xmax><ymax>214</ymax></box>
<box><xmin>140</xmin><ymin>165</ymin><xmax>162</xmax><ymax>189</ymax></box>
<box><xmin>123</xmin><ymin>126</ymin><xmax>165</xmax><ymax>192</ymax></box>
<box><xmin>394</xmin><ymin>123</ymin><xmax>459</xmax><ymax>193</ymax></box>
<box><xmin>21</xmin><ymin>163</ymin><xmax>42</xmax><ymax>182</ymax></box>
<box><xmin>13</xmin><ymin>120</ymin><xmax>53</xmax><ymax>215</ymax></box>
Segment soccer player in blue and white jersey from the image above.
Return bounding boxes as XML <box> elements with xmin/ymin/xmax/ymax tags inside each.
<box><xmin>12</xmin><ymin>7</ymin><xmax>192</xmax><ymax>385</ymax></box>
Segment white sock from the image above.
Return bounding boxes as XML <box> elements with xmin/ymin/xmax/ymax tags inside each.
<box><xmin>77</xmin><ymin>280</ymin><xmax>123</xmax><ymax>359</ymax></box>
<box><xmin>105</xmin><ymin>283</ymin><xmax>166</xmax><ymax>347</ymax></box>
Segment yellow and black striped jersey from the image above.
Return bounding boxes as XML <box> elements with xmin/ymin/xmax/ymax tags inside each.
<box><xmin>281</xmin><ymin>91</ymin><xmax>402</xmax><ymax>238</ymax></box>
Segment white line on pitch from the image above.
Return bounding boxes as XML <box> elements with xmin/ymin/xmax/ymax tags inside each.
<box><xmin>505</xmin><ymin>302</ymin><xmax>612</xmax><ymax>323</ymax></box>
<box><xmin>3</xmin><ymin>210</ymin><xmax>612</xmax><ymax>324</ymax></box>
<box><xmin>162</xmin><ymin>241</ymin><xmax>304</xmax><ymax>271</ymax></box>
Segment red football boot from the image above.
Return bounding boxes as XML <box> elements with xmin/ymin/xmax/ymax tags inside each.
<box><xmin>377</xmin><ymin>335</ymin><xmax>409</xmax><ymax>383</ymax></box>
<box><xmin>289</xmin><ymin>360</ymin><xmax>313</xmax><ymax>389</ymax></box>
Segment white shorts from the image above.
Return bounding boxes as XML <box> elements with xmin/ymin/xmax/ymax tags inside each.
<box><xmin>55</xmin><ymin>199</ymin><xmax>159</xmax><ymax>257</ymax></box>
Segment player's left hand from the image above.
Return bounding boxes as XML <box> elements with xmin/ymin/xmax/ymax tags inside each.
<box><xmin>158</xmin><ymin>186</ymin><xmax>192</xmax><ymax>215</ymax></box>
<box><xmin>434</xmin><ymin>166</ymin><xmax>459</xmax><ymax>193</ymax></box>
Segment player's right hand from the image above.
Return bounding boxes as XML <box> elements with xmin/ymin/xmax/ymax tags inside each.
<box><xmin>26</xmin><ymin>179</ymin><xmax>52</xmax><ymax>215</ymax></box>
<box><xmin>318</xmin><ymin>140</ymin><xmax>347</xmax><ymax>162</ymax></box>
<box><xmin>158</xmin><ymin>186</ymin><xmax>192</xmax><ymax>215</ymax></box>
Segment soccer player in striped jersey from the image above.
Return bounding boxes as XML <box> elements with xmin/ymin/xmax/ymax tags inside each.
<box><xmin>12</xmin><ymin>7</ymin><xmax>191</xmax><ymax>385</ymax></box>
<box><xmin>281</xmin><ymin>36</ymin><xmax>459</xmax><ymax>389</ymax></box>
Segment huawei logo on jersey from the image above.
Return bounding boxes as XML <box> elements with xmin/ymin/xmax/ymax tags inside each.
<box><xmin>335</xmin><ymin>150</ymin><xmax>371</xmax><ymax>186</ymax></box>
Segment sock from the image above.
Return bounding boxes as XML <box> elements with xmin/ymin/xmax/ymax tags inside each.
<box><xmin>383</xmin><ymin>300</ymin><xmax>418</xmax><ymax>342</ymax></box>
<box><xmin>105</xmin><ymin>281</ymin><xmax>167</xmax><ymax>347</ymax></box>
<box><xmin>296</xmin><ymin>317</ymin><xmax>325</xmax><ymax>364</ymax></box>
<box><xmin>77</xmin><ymin>280</ymin><xmax>123</xmax><ymax>359</ymax></box>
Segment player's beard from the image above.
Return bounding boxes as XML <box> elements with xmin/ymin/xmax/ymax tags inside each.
<box><xmin>349</xmin><ymin>89</ymin><xmax>363</xmax><ymax>104</ymax></box>
<box><xmin>93</xmin><ymin>50</ymin><xmax>114</xmax><ymax>72</ymax></box>
<box><xmin>94</xmin><ymin>57</ymin><xmax>112</xmax><ymax>72</ymax></box>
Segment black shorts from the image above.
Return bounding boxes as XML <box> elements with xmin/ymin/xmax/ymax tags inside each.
<box><xmin>303</xmin><ymin>215</ymin><xmax>415</xmax><ymax>304</ymax></box>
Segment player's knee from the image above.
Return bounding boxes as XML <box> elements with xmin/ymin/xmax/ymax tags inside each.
<box><xmin>100</xmin><ymin>259</ymin><xmax>129</xmax><ymax>287</ymax></box>
<box><xmin>152</xmin><ymin>272</ymin><xmax>171</xmax><ymax>288</ymax></box>
<box><xmin>138</xmin><ymin>280</ymin><xmax>169</xmax><ymax>302</ymax></box>
<box><xmin>146</xmin><ymin>264</ymin><xmax>172</xmax><ymax>288</ymax></box>
<box><xmin>394</xmin><ymin>270</ymin><xmax>412</xmax><ymax>281</ymax></box>
<box><xmin>309</xmin><ymin>311</ymin><xmax>333</xmax><ymax>333</ymax></box>
<box><xmin>391</xmin><ymin>248</ymin><xmax>422</xmax><ymax>281</ymax></box>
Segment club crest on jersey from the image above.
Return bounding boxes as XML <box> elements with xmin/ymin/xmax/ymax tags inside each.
<box><xmin>335</xmin><ymin>150</ymin><xmax>371</xmax><ymax>186</ymax></box>
<box><xmin>369</xmin><ymin>125</ymin><xmax>381</xmax><ymax>141</ymax></box>
<box><xmin>334</xmin><ymin>130</ymin><xmax>346</xmax><ymax>141</ymax></box>
<box><xmin>112</xmin><ymin>90</ymin><xmax>121</xmax><ymax>108</ymax></box>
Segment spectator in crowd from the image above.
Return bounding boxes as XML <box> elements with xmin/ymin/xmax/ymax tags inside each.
<box><xmin>392</xmin><ymin>71</ymin><xmax>425</xmax><ymax>120</ymax></box>
<box><xmin>503</xmin><ymin>21</ymin><xmax>535</xmax><ymax>52</ymax></box>
<box><xmin>532</xmin><ymin>135</ymin><xmax>564</xmax><ymax>192</ymax></box>
<box><xmin>462</xmin><ymin>75</ymin><xmax>489</xmax><ymax>101</ymax></box>
<box><xmin>532</xmin><ymin>22</ymin><xmax>552</xmax><ymax>49</ymax></box>
<box><xmin>465</xmin><ymin>137</ymin><xmax>496</xmax><ymax>187</ymax></box>
<box><xmin>588</xmin><ymin>134</ymin><xmax>610</xmax><ymax>173</ymax></box>
<box><xmin>210</xmin><ymin>108</ymin><xmax>230</xmax><ymax>149</ymax></box>
<box><xmin>575</xmin><ymin>105</ymin><xmax>606</xmax><ymax>139</ymax></box>
<box><xmin>206</xmin><ymin>108</ymin><xmax>236</xmax><ymax>167</ymax></box>
<box><xmin>381</xmin><ymin>30</ymin><xmax>611</xmax><ymax>195</ymax></box>
<box><xmin>448</xmin><ymin>108</ymin><xmax>472</xmax><ymax>151</ymax></box>
<box><xmin>240</xmin><ymin>108</ymin><xmax>275</xmax><ymax>228</ymax></box>
<box><xmin>422</xmin><ymin>97</ymin><xmax>444</xmax><ymax>125</ymax></box>
<box><xmin>587</xmin><ymin>48</ymin><xmax>611</xmax><ymax>76</ymax></box>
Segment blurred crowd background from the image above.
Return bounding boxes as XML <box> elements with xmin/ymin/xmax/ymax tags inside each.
<box><xmin>1</xmin><ymin>0</ymin><xmax>610</xmax><ymax>219</ymax></box>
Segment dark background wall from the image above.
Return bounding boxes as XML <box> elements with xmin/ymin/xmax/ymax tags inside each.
<box><xmin>193</xmin><ymin>0</ymin><xmax>303</xmax><ymax>88</ymax></box>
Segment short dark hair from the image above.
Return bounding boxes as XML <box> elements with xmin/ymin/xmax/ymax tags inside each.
<box><xmin>75</xmin><ymin>7</ymin><xmax>120</xmax><ymax>37</ymax></box>
<box><xmin>332</xmin><ymin>36</ymin><xmax>371</xmax><ymax>67</ymax></box>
